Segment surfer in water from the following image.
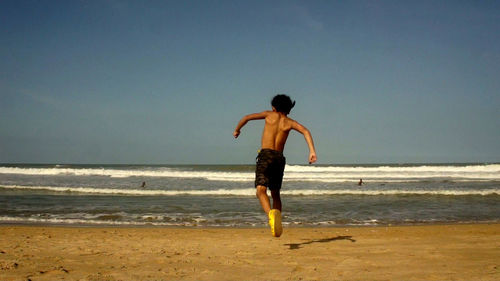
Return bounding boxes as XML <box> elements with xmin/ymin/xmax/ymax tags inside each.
<box><xmin>233</xmin><ymin>94</ymin><xmax>317</xmax><ymax>237</ymax></box>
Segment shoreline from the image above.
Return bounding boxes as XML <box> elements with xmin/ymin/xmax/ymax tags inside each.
<box><xmin>1</xmin><ymin>223</ymin><xmax>498</xmax><ymax>280</ymax></box>
<box><xmin>1</xmin><ymin>220</ymin><xmax>499</xmax><ymax>228</ymax></box>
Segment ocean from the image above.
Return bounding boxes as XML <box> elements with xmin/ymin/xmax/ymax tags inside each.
<box><xmin>0</xmin><ymin>163</ymin><xmax>499</xmax><ymax>227</ymax></box>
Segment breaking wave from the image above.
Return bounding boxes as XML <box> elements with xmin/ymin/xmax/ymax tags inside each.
<box><xmin>0</xmin><ymin>164</ymin><xmax>499</xmax><ymax>182</ymax></box>
<box><xmin>1</xmin><ymin>185</ymin><xmax>498</xmax><ymax>196</ymax></box>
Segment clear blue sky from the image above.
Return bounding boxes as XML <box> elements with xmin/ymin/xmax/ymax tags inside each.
<box><xmin>1</xmin><ymin>0</ymin><xmax>499</xmax><ymax>164</ymax></box>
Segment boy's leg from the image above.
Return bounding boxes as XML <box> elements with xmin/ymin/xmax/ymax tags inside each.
<box><xmin>269</xmin><ymin>189</ymin><xmax>283</xmax><ymax>237</ymax></box>
<box><xmin>256</xmin><ymin>185</ymin><xmax>271</xmax><ymax>214</ymax></box>
<box><xmin>271</xmin><ymin>189</ymin><xmax>282</xmax><ymax>212</ymax></box>
<box><xmin>257</xmin><ymin>185</ymin><xmax>282</xmax><ymax>237</ymax></box>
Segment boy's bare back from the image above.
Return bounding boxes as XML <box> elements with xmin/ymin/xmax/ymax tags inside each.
<box><xmin>261</xmin><ymin>111</ymin><xmax>292</xmax><ymax>152</ymax></box>
<box><xmin>233</xmin><ymin>109</ymin><xmax>317</xmax><ymax>164</ymax></box>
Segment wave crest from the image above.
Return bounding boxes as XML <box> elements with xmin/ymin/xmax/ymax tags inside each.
<box><xmin>1</xmin><ymin>164</ymin><xmax>499</xmax><ymax>181</ymax></box>
<box><xmin>1</xmin><ymin>185</ymin><xmax>498</xmax><ymax>196</ymax></box>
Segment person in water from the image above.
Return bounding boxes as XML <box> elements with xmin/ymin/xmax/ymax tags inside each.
<box><xmin>233</xmin><ymin>94</ymin><xmax>317</xmax><ymax>237</ymax></box>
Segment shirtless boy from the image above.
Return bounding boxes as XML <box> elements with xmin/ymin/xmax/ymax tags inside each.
<box><xmin>233</xmin><ymin>94</ymin><xmax>317</xmax><ymax>237</ymax></box>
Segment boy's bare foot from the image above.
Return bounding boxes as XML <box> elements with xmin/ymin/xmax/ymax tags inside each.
<box><xmin>268</xmin><ymin>209</ymin><xmax>283</xmax><ymax>237</ymax></box>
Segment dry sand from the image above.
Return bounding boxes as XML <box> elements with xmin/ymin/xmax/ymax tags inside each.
<box><xmin>0</xmin><ymin>224</ymin><xmax>498</xmax><ymax>280</ymax></box>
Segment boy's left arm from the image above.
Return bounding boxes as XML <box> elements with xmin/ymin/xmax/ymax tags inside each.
<box><xmin>233</xmin><ymin>111</ymin><xmax>268</xmax><ymax>138</ymax></box>
<box><xmin>291</xmin><ymin>121</ymin><xmax>317</xmax><ymax>164</ymax></box>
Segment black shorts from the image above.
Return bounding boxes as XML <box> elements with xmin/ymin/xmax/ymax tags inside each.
<box><xmin>255</xmin><ymin>149</ymin><xmax>286</xmax><ymax>191</ymax></box>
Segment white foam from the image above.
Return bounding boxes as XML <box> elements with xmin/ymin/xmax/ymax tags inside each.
<box><xmin>0</xmin><ymin>216</ymin><xmax>191</xmax><ymax>226</ymax></box>
<box><xmin>285</xmin><ymin>164</ymin><xmax>500</xmax><ymax>181</ymax></box>
<box><xmin>1</xmin><ymin>164</ymin><xmax>498</xmax><ymax>181</ymax></box>
<box><xmin>0</xmin><ymin>185</ymin><xmax>256</xmax><ymax>196</ymax></box>
<box><xmin>281</xmin><ymin>189</ymin><xmax>500</xmax><ymax>196</ymax></box>
<box><xmin>0</xmin><ymin>216</ymin><xmax>264</xmax><ymax>227</ymax></box>
<box><xmin>0</xmin><ymin>167</ymin><xmax>254</xmax><ymax>180</ymax></box>
<box><xmin>1</xmin><ymin>185</ymin><xmax>498</xmax><ymax>196</ymax></box>
<box><xmin>285</xmin><ymin>164</ymin><xmax>500</xmax><ymax>173</ymax></box>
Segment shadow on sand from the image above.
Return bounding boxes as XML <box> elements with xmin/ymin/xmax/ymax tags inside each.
<box><xmin>284</xmin><ymin>236</ymin><xmax>356</xmax><ymax>250</ymax></box>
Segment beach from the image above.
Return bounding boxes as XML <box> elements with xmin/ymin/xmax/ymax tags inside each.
<box><xmin>1</xmin><ymin>164</ymin><xmax>499</xmax><ymax>280</ymax></box>
<box><xmin>1</xmin><ymin>224</ymin><xmax>498</xmax><ymax>280</ymax></box>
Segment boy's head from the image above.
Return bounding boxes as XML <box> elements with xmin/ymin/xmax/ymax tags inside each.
<box><xmin>271</xmin><ymin>94</ymin><xmax>295</xmax><ymax>114</ymax></box>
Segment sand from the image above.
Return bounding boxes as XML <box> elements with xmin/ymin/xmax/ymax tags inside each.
<box><xmin>0</xmin><ymin>224</ymin><xmax>498</xmax><ymax>280</ymax></box>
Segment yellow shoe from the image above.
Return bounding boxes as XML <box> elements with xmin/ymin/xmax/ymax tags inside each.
<box><xmin>268</xmin><ymin>209</ymin><xmax>283</xmax><ymax>237</ymax></box>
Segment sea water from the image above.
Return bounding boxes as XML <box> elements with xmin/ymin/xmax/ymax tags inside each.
<box><xmin>0</xmin><ymin>163</ymin><xmax>499</xmax><ymax>227</ymax></box>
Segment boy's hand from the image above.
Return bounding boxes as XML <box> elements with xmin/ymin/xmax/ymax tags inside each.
<box><xmin>308</xmin><ymin>152</ymin><xmax>317</xmax><ymax>164</ymax></box>
<box><xmin>233</xmin><ymin>130</ymin><xmax>240</xmax><ymax>138</ymax></box>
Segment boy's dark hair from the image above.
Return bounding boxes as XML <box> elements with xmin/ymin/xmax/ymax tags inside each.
<box><xmin>271</xmin><ymin>94</ymin><xmax>296</xmax><ymax>114</ymax></box>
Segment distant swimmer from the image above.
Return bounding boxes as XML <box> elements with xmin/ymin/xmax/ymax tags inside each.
<box><xmin>358</xmin><ymin>179</ymin><xmax>363</xmax><ymax>186</ymax></box>
<box><xmin>234</xmin><ymin>94</ymin><xmax>317</xmax><ymax>237</ymax></box>
<box><xmin>141</xmin><ymin>181</ymin><xmax>146</xmax><ymax>188</ymax></box>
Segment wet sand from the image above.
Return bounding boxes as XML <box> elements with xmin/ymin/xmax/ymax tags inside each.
<box><xmin>1</xmin><ymin>224</ymin><xmax>499</xmax><ymax>280</ymax></box>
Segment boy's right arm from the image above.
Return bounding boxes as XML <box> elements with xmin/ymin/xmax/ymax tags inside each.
<box><xmin>233</xmin><ymin>111</ymin><xmax>268</xmax><ymax>138</ymax></box>
<box><xmin>291</xmin><ymin>121</ymin><xmax>317</xmax><ymax>164</ymax></box>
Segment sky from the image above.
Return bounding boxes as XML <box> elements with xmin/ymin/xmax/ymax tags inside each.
<box><xmin>1</xmin><ymin>0</ymin><xmax>499</xmax><ymax>164</ymax></box>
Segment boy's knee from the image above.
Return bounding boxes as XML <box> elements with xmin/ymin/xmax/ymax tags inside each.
<box><xmin>256</xmin><ymin>185</ymin><xmax>267</xmax><ymax>196</ymax></box>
